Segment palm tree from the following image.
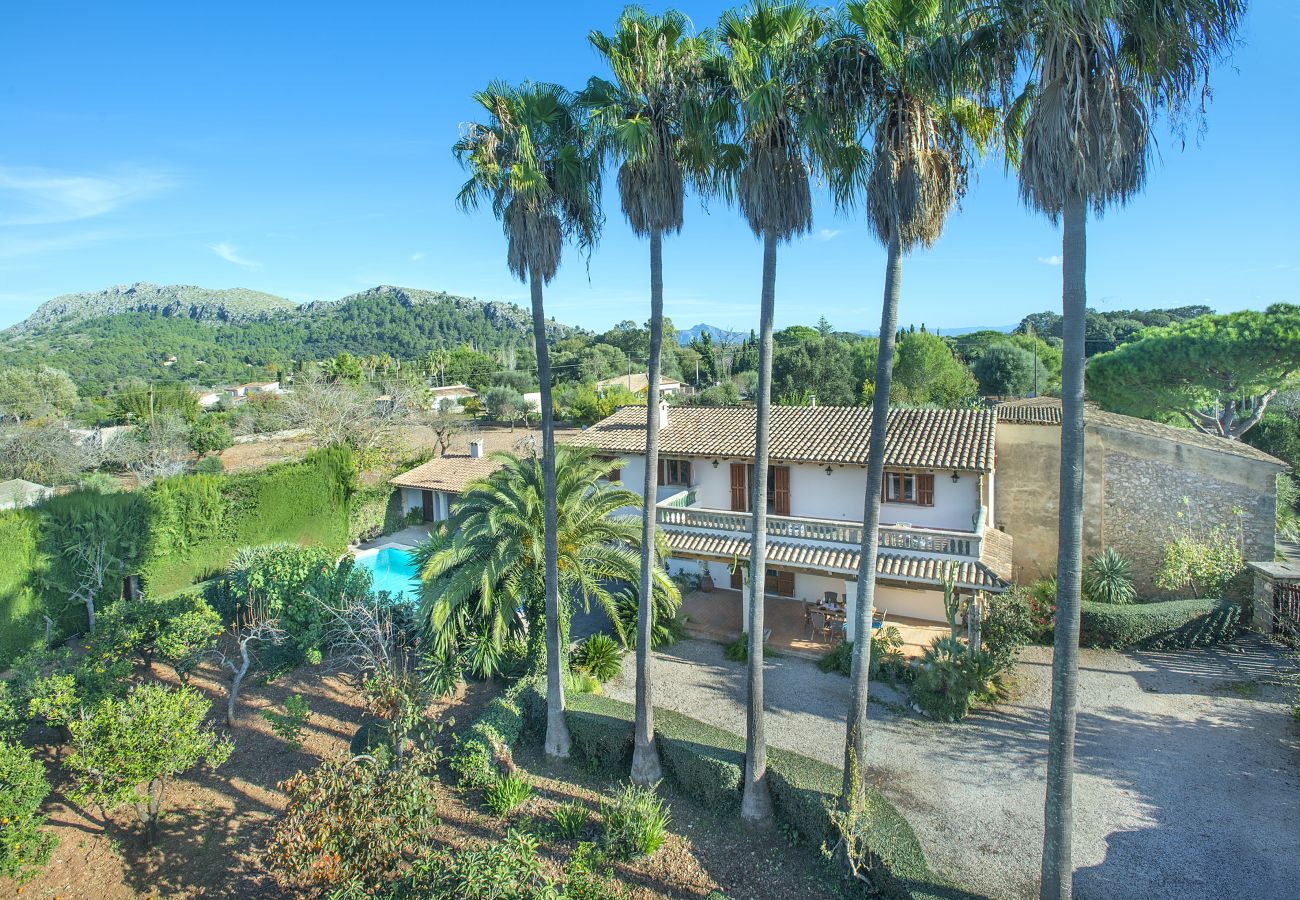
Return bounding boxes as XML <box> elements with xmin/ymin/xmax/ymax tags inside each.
<box><xmin>416</xmin><ymin>447</ymin><xmax>680</xmax><ymax>678</ymax></box>
<box><xmin>1000</xmin><ymin>3</ymin><xmax>1243</xmax><ymax>896</ymax></box>
<box><xmin>584</xmin><ymin>5</ymin><xmax>715</xmax><ymax>786</ymax></box>
<box><xmin>711</xmin><ymin>0</ymin><xmax>824</xmax><ymax>825</ymax></box>
<box><xmin>820</xmin><ymin>0</ymin><xmax>996</xmax><ymax>813</ymax></box>
<box><xmin>454</xmin><ymin>81</ymin><xmax>603</xmax><ymax>757</ymax></box>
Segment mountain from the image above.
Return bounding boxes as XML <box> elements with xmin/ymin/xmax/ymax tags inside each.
<box><xmin>7</xmin><ymin>282</ymin><xmax>300</xmax><ymax>335</ymax></box>
<box><xmin>0</xmin><ymin>283</ymin><xmax>583</xmax><ymax>392</ymax></box>
<box><xmin>677</xmin><ymin>323</ymin><xmax>748</xmax><ymax>346</ymax></box>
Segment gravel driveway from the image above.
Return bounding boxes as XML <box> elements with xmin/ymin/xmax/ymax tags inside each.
<box><xmin>603</xmin><ymin>638</ymin><xmax>1300</xmax><ymax>899</ymax></box>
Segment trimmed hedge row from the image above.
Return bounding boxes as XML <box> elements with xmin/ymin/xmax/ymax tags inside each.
<box><xmin>0</xmin><ymin>510</ymin><xmax>42</xmax><ymax>665</ymax></box>
<box><xmin>564</xmin><ymin>691</ymin><xmax>950</xmax><ymax>900</ymax></box>
<box><xmin>449</xmin><ymin>677</ymin><xmax>545</xmax><ymax>788</ymax></box>
<box><xmin>1079</xmin><ymin>599</ymin><xmax>1241</xmax><ymax>650</ymax></box>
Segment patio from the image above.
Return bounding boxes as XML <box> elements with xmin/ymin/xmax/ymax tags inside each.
<box><xmin>679</xmin><ymin>587</ymin><xmax>950</xmax><ymax>660</ymax></box>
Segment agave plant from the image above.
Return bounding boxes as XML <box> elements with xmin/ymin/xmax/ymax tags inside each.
<box><xmin>1082</xmin><ymin>547</ymin><xmax>1136</xmax><ymax>605</ymax></box>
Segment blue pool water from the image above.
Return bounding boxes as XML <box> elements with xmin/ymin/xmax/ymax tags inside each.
<box><xmin>356</xmin><ymin>546</ymin><xmax>419</xmax><ymax>601</ymax></box>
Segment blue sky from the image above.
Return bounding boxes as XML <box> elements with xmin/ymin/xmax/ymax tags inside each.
<box><xmin>1</xmin><ymin>1</ymin><xmax>1296</xmax><ymax>334</ymax></box>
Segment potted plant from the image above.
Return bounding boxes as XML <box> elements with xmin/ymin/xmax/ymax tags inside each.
<box><xmin>701</xmin><ymin>563</ymin><xmax>714</xmax><ymax>593</ymax></box>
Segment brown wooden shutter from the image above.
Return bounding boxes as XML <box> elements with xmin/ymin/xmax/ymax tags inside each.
<box><xmin>917</xmin><ymin>473</ymin><xmax>935</xmax><ymax>506</ymax></box>
<box><xmin>683</xmin><ymin>460</ymin><xmax>692</xmax><ymax>485</ymax></box>
<box><xmin>772</xmin><ymin>466</ymin><xmax>790</xmax><ymax>516</ymax></box>
<box><xmin>730</xmin><ymin>463</ymin><xmax>747</xmax><ymax>511</ymax></box>
<box><xmin>658</xmin><ymin>458</ymin><xmax>665</xmax><ymax>484</ymax></box>
<box><xmin>779</xmin><ymin>570</ymin><xmax>795</xmax><ymax>596</ymax></box>
<box><xmin>730</xmin><ymin>566</ymin><xmax>743</xmax><ymax>590</ymax></box>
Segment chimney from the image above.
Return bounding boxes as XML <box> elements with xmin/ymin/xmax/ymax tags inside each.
<box><xmin>809</xmin><ymin>394</ymin><xmax>817</xmax><ymax>408</ymax></box>
<box><xmin>658</xmin><ymin>400</ymin><xmax>670</xmax><ymax>431</ymax></box>
<box><xmin>469</xmin><ymin>439</ymin><xmax>485</xmax><ymax>459</ymax></box>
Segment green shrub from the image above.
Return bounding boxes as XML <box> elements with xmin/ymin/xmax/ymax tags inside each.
<box><xmin>264</xmin><ymin>749</ymin><xmax>441</xmax><ymax>893</ymax></box>
<box><xmin>0</xmin><ymin>510</ymin><xmax>42</xmax><ymax>667</ymax></box>
<box><xmin>818</xmin><ymin>627</ymin><xmax>907</xmax><ymax>681</ymax></box>
<box><xmin>723</xmin><ymin>635</ymin><xmax>749</xmax><ymax>662</ymax></box>
<box><xmin>1155</xmin><ymin>514</ymin><xmax>1246</xmax><ymax>600</ymax></box>
<box><xmin>449</xmin><ymin>677</ymin><xmax>544</xmax><ymax>788</ymax></box>
<box><xmin>485</xmin><ymin>772</ymin><xmax>533</xmax><ymax>816</ymax></box>
<box><xmin>403</xmin><ymin>830</ymin><xmax>557</xmax><ymax>899</ymax></box>
<box><xmin>1082</xmin><ymin>547</ymin><xmax>1136</xmax><ymax>604</ymax></box>
<box><xmin>0</xmin><ymin>683</ymin><xmax>20</xmax><ymax>740</ymax></box>
<box><xmin>563</xmin><ymin>842</ymin><xmax>627</xmax><ymax>900</ymax></box>
<box><xmin>613</xmin><ymin>587</ymin><xmax>687</xmax><ymax>649</ymax></box>
<box><xmin>982</xmin><ymin>587</ymin><xmax>1043</xmax><ymax>665</ymax></box>
<box><xmin>600</xmin><ymin>783</ymin><xmax>669</xmax><ymax>860</ymax></box>
<box><xmin>195</xmin><ymin>455</ymin><xmax>225</xmax><ymax>474</ymax></box>
<box><xmin>263</xmin><ymin>694</ymin><xmax>312</xmax><ymax>748</ymax></box>
<box><xmin>348</xmin><ymin>484</ymin><xmax>410</xmax><ymax>543</ymax></box>
<box><xmin>911</xmin><ymin>637</ymin><xmax>1006</xmax><ymax>723</ymax></box>
<box><xmin>563</xmin><ymin>692</ymin><xmax>935</xmax><ymax>898</ymax></box>
<box><xmin>551</xmin><ymin>800</ymin><xmax>590</xmax><ymax>840</ymax></box>
<box><xmin>566</xmin><ymin>671</ymin><xmax>603</xmax><ymax>695</ymax></box>
<box><xmin>1079</xmin><ymin>598</ymin><xmax>1241</xmax><ymax>650</ymax></box>
<box><xmin>0</xmin><ymin>740</ymin><xmax>57</xmax><ymax>884</ymax></box>
<box><xmin>571</xmin><ymin>633</ymin><xmax>623</xmax><ymax>683</ymax></box>
<box><xmin>87</xmin><ymin>588</ymin><xmax>223</xmax><ymax>681</ymax></box>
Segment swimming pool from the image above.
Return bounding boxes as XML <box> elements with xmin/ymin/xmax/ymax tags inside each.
<box><xmin>355</xmin><ymin>546</ymin><xmax>420</xmax><ymax>601</ymax></box>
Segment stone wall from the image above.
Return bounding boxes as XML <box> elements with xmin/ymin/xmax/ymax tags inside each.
<box><xmin>996</xmin><ymin>418</ymin><xmax>1282</xmax><ymax>596</ymax></box>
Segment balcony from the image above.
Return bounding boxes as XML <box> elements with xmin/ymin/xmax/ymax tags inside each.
<box><xmin>655</xmin><ymin>488</ymin><xmax>986</xmax><ymax>560</ymax></box>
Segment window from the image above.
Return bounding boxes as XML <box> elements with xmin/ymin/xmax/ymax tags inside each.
<box><xmin>882</xmin><ymin>471</ymin><xmax>935</xmax><ymax>506</ymax></box>
<box><xmin>658</xmin><ymin>458</ymin><xmax>692</xmax><ymax>486</ymax></box>
<box><xmin>596</xmin><ymin>456</ymin><xmax>621</xmax><ymax>482</ymax></box>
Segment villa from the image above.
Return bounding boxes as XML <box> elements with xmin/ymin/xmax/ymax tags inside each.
<box><xmin>595</xmin><ymin>372</ymin><xmax>684</xmax><ymax>398</ymax></box>
<box><xmin>427</xmin><ymin>383</ymin><xmax>478</xmax><ymax>411</ymax></box>
<box><xmin>567</xmin><ymin>402</ymin><xmax>1011</xmax><ymax>651</ymax></box>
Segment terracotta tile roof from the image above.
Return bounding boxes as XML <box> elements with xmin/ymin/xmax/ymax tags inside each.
<box><xmin>995</xmin><ymin>398</ymin><xmax>1286</xmax><ymax>468</ymax></box>
<box><xmin>390</xmin><ymin>425</ymin><xmax>578</xmax><ymax>494</ymax></box>
<box><xmin>662</xmin><ymin>529</ymin><xmax>1008</xmax><ymax>591</ymax></box>
<box><xmin>566</xmin><ymin>405</ymin><xmax>996</xmax><ymax>471</ymax></box>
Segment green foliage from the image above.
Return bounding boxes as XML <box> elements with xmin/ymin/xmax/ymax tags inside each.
<box><xmin>1242</xmin><ymin>411</ymin><xmax>1300</xmax><ymax>470</ymax></box>
<box><xmin>1082</xmin><ymin>547</ymin><xmax>1137</xmax><ymax>605</ymax></box>
<box><xmin>88</xmin><ymin>589</ymin><xmax>223</xmax><ymax>681</ymax></box>
<box><xmin>600</xmin><ymin>783</ymin><xmax>669</xmax><ymax>860</ymax></box>
<box><xmin>0</xmin><ymin>683</ymin><xmax>20</xmax><ymax>741</ymax></box>
<box><xmin>1276</xmin><ymin>474</ymin><xmax>1300</xmax><ymax>543</ymax></box>
<box><xmin>571</xmin><ymin>634</ymin><xmax>623</xmax><ymax>683</ymax></box>
<box><xmin>885</xmin><ymin>331</ymin><xmax>978</xmax><ymax>408</ymax></box>
<box><xmin>188</xmin><ymin>416</ymin><xmax>233</xmax><ymax>455</ymax></box>
<box><xmin>112</xmin><ymin>382</ymin><xmax>200</xmax><ymax>424</ymax></box>
<box><xmin>195</xmin><ymin>454</ymin><xmax>225</xmax><ymax>474</ymax></box>
<box><xmin>1086</xmin><ymin>305</ymin><xmax>1300</xmax><ymax>433</ymax></box>
<box><xmin>564</xmin><ymin>691</ymin><xmax>934</xmax><ymax>897</ymax></box>
<box><xmin>402</xmin><ymin>829</ymin><xmax>558</xmax><ymax>899</ymax></box>
<box><xmin>722</xmin><ymin>635</ymin><xmax>749</xmax><ymax>662</ymax></box>
<box><xmin>0</xmin><ymin>740</ymin><xmax>57</xmax><ymax>884</ymax></box>
<box><xmin>1079</xmin><ymin>599</ymin><xmax>1241</xmax><ymax>650</ymax></box>
<box><xmin>0</xmin><ymin>510</ymin><xmax>42</xmax><ymax>666</ymax></box>
<box><xmin>66</xmin><ymin>683</ymin><xmax>233</xmax><ymax>842</ymax></box>
<box><xmin>551</xmin><ymin>800</ymin><xmax>591</xmax><ymax>840</ymax></box>
<box><xmin>481</xmin><ymin>385</ymin><xmax>532</xmax><ymax>427</ymax></box>
<box><xmin>0</xmin><ymin>365</ymin><xmax>79</xmax><ymax>421</ymax></box>
<box><xmin>485</xmin><ymin>773</ymin><xmax>534</xmax><ymax>817</ymax></box>
<box><xmin>911</xmin><ymin>637</ymin><xmax>1006</xmax><ymax>723</ymax></box>
<box><xmin>449</xmin><ymin>678</ymin><xmax>544</xmax><ymax>789</ymax></box>
<box><xmin>817</xmin><ymin>627</ymin><xmax>907</xmax><ymax>681</ymax></box>
<box><xmin>972</xmin><ymin>344</ymin><xmax>1048</xmax><ymax>397</ymax></box>
<box><xmin>263</xmin><ymin>749</ymin><xmax>441</xmax><ymax>893</ymax></box>
<box><xmin>981</xmin><ymin>587</ymin><xmax>1043</xmax><ymax>667</ymax></box>
<box><xmin>1156</xmin><ymin>517</ymin><xmax>1246</xmax><ymax>599</ymax></box>
<box><xmin>349</xmin><ymin>484</ymin><xmax>412</xmax><ymax>543</ymax></box>
<box><xmin>612</xmin><ymin>587</ymin><xmax>687</xmax><ymax>650</ymax></box>
<box><xmin>263</xmin><ymin>694</ymin><xmax>313</xmax><ymax>748</ymax></box>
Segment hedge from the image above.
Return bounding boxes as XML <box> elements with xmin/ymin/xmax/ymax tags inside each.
<box><xmin>564</xmin><ymin>691</ymin><xmax>955</xmax><ymax>900</ymax></box>
<box><xmin>348</xmin><ymin>484</ymin><xmax>415</xmax><ymax>543</ymax></box>
<box><xmin>0</xmin><ymin>511</ymin><xmax>43</xmax><ymax>666</ymax></box>
<box><xmin>1079</xmin><ymin>598</ymin><xmax>1241</xmax><ymax>650</ymax></box>
<box><xmin>448</xmin><ymin>677</ymin><xmax>546</xmax><ymax>788</ymax></box>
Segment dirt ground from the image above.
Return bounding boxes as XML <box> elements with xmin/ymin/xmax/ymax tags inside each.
<box><xmin>6</xmin><ymin>650</ymin><xmax>849</xmax><ymax>899</ymax></box>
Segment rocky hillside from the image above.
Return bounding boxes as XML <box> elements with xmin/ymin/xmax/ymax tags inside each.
<box><xmin>7</xmin><ymin>282</ymin><xmax>300</xmax><ymax>335</ymax></box>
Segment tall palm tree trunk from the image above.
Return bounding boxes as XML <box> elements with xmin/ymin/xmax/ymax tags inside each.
<box><xmin>842</xmin><ymin>232</ymin><xmax>903</xmax><ymax>809</ymax></box>
<box><xmin>532</xmin><ymin>272</ymin><xmax>572</xmax><ymax>759</ymax></box>
<box><xmin>631</xmin><ymin>229</ymin><xmax>666</xmax><ymax>784</ymax></box>
<box><xmin>1041</xmin><ymin>193</ymin><xmax>1086</xmax><ymax>899</ymax></box>
<box><xmin>741</xmin><ymin>231</ymin><xmax>777</xmax><ymax>825</ymax></box>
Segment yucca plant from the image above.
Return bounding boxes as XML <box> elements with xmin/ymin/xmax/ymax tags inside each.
<box><xmin>600</xmin><ymin>783</ymin><xmax>670</xmax><ymax>860</ymax></box>
<box><xmin>1082</xmin><ymin>547</ymin><xmax>1136</xmax><ymax>605</ymax></box>
<box><xmin>572</xmin><ymin>633</ymin><xmax>624</xmax><ymax>683</ymax></box>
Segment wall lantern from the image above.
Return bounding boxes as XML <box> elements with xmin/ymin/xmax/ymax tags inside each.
<box><xmin>825</xmin><ymin>466</ymin><xmax>834</xmax><ymax>476</ymax></box>
<box><xmin>950</xmin><ymin>471</ymin><xmax>960</xmax><ymax>483</ymax></box>
<box><xmin>712</xmin><ymin>459</ymin><xmax>719</xmax><ymax>469</ymax></box>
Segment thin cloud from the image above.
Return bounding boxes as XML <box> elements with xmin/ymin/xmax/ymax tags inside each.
<box><xmin>814</xmin><ymin>228</ymin><xmax>842</xmax><ymax>242</ymax></box>
<box><xmin>410</xmin><ymin>251</ymin><xmax>427</xmax><ymax>261</ymax></box>
<box><xmin>209</xmin><ymin>241</ymin><xmax>261</xmax><ymax>269</ymax></box>
<box><xmin>0</xmin><ymin>230</ymin><xmax>116</xmax><ymax>261</ymax></box>
<box><xmin>0</xmin><ymin>165</ymin><xmax>173</xmax><ymax>226</ymax></box>
<box><xmin>1038</xmin><ymin>255</ymin><xmax>1062</xmax><ymax>266</ymax></box>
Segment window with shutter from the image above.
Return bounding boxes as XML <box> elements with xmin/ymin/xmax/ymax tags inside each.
<box><xmin>730</xmin><ymin>463</ymin><xmax>748</xmax><ymax>511</ymax></box>
<box><xmin>730</xmin><ymin>566</ymin><xmax>743</xmax><ymax>590</ymax></box>
<box><xmin>916</xmin><ymin>473</ymin><xmax>934</xmax><ymax>506</ymax></box>
<box><xmin>772</xmin><ymin>465</ymin><xmax>790</xmax><ymax>516</ymax></box>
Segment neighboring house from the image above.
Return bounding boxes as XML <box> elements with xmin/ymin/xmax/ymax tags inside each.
<box><xmin>994</xmin><ymin>397</ymin><xmax>1286</xmax><ymax>593</ymax></box>
<box><xmin>522</xmin><ymin>390</ymin><xmax>542</xmax><ymax>412</ymax></box>
<box><xmin>427</xmin><ymin>383</ymin><xmax>477</xmax><ymax>411</ymax></box>
<box><xmin>567</xmin><ymin>403</ymin><xmax>1011</xmax><ymax>626</ymax></box>
<box><xmin>0</xmin><ymin>479</ymin><xmax>53</xmax><ymax>511</ymax></box>
<box><xmin>390</xmin><ymin>426</ymin><xmax>575</xmax><ymax>524</ymax></box>
<box><xmin>595</xmin><ymin>373</ymin><xmax>683</xmax><ymax>398</ymax></box>
<box><xmin>197</xmin><ymin>391</ymin><xmax>224</xmax><ymax>409</ymax></box>
<box><xmin>241</xmin><ymin>380</ymin><xmax>284</xmax><ymax>395</ymax></box>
